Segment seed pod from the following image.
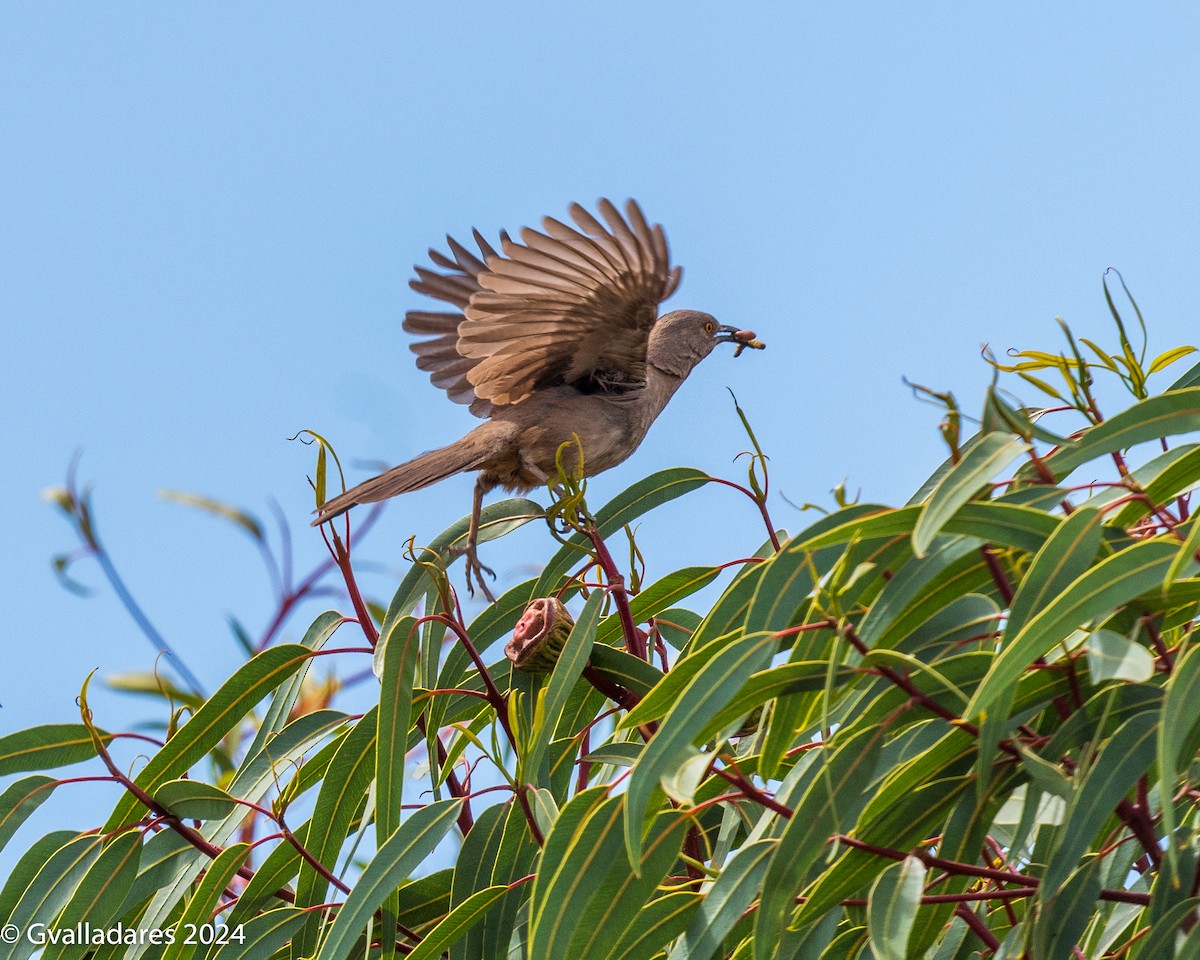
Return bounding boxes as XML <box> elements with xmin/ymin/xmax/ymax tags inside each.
<box><xmin>506</xmin><ymin>598</ymin><xmax>575</xmax><ymax>674</ymax></box>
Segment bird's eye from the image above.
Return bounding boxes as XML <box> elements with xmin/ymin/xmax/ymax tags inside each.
<box><xmin>704</xmin><ymin>321</ymin><xmax>715</xmax><ymax>335</ymax></box>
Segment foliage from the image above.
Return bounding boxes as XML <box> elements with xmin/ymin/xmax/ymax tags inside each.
<box><xmin>7</xmin><ymin>276</ymin><xmax>1200</xmax><ymax>958</ymax></box>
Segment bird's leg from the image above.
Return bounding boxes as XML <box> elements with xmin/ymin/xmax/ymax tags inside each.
<box><xmin>455</xmin><ymin>477</ymin><xmax>497</xmax><ymax>602</ymax></box>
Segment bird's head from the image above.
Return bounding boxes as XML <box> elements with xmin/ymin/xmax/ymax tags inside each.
<box><xmin>647</xmin><ymin>310</ymin><xmax>765</xmax><ymax>378</ymax></box>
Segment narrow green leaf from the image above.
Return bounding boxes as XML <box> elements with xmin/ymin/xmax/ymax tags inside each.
<box><xmin>857</xmin><ymin>538</ymin><xmax>980</xmax><ymax>648</ymax></box>
<box><xmin>104</xmin><ymin>644</ymin><xmax>313</xmax><ymax>830</ymax></box>
<box><xmin>1042</xmin><ymin>711</ymin><xmax>1158</xmax><ymax>895</ymax></box>
<box><xmin>131</xmin><ymin>708</ymin><xmax>353</xmax><ymax>942</ymax></box>
<box><xmin>243</xmin><ymin>610</ymin><xmax>344</xmax><ymax>762</ymax></box>
<box><xmin>380</xmin><ymin>498</ymin><xmax>545</xmax><ymax>634</ymax></box>
<box><xmin>625</xmin><ymin>632</ymin><xmax>778</xmax><ymax>865</ymax></box>
<box><xmin>377</xmin><ymin>614</ymin><xmax>422</xmax><ymax>960</ymax></box>
<box><xmin>1085</xmin><ymin>629</ymin><xmax>1154</xmax><ymax>683</ymax></box>
<box><xmin>294</xmin><ymin>707</ymin><xmax>379</xmax><ymax>957</ymax></box>
<box><xmin>0</xmin><ymin>835</ymin><xmax>102</xmax><ymax>960</ymax></box>
<box><xmin>533</xmin><ymin>468</ymin><xmax>710</xmax><ymax>596</ymax></box>
<box><xmin>1029</xmin><ymin>859</ymin><xmax>1103</xmax><ymax>960</ymax></box>
<box><xmin>1035</xmin><ymin>388</ymin><xmax>1200</xmax><ymax>481</ymax></box>
<box><xmin>867</xmin><ymin>856</ymin><xmax>927</xmax><ymax>960</ymax></box>
<box><xmin>206</xmin><ymin>907</ymin><xmax>306</xmax><ymax>960</ymax></box>
<box><xmin>670</xmin><ymin>840</ymin><xmax>773</xmax><ymax>960</ymax></box>
<box><xmin>753</xmin><ymin>726</ymin><xmax>884</xmax><ymax>960</ymax></box>
<box><xmin>801</xmin><ymin>501</ymin><xmax>1059</xmax><ymax>556</ymax></box>
<box><xmin>314</xmin><ymin>799</ymin><xmax>463</xmax><ymax>960</ymax></box>
<box><xmin>161</xmin><ymin>843</ymin><xmax>250</xmax><ymax>960</ymax></box>
<box><xmin>376</xmin><ymin>614</ymin><xmax>421</xmax><ymax>857</ymax></box>
<box><xmin>601</xmin><ymin>891</ymin><xmax>701</xmax><ymax>960</ymax></box>
<box><xmin>0</xmin><ymin>776</ymin><xmax>56</xmax><ymax>854</ymax></box>
<box><xmin>584</xmin><ymin>742</ymin><xmax>644</xmax><ymax>767</ymax></box>
<box><xmin>152</xmin><ymin>779</ymin><xmax>239</xmax><ymax>820</ymax></box>
<box><xmin>1105</xmin><ymin>443</ymin><xmax>1200</xmax><ymax>527</ymax></box>
<box><xmin>39</xmin><ymin>830</ymin><xmax>142</xmax><ymax>960</ymax></box>
<box><xmin>1159</xmin><ymin>645</ymin><xmax>1200</xmax><ymax>881</ymax></box>
<box><xmin>594</xmin><ymin>566</ymin><xmax>721</xmax><ymax>647</ymax></box>
<box><xmin>1136</xmin><ymin>898</ymin><xmax>1200</xmax><ymax>960</ymax></box>
<box><xmin>587</xmin><ymin>644</ymin><xmax>664</xmax><ymax>699</ymax></box>
<box><xmin>1169</xmin><ymin>355</ymin><xmax>1200</xmax><ymax>390</ymax></box>
<box><xmin>524</xmin><ymin>591</ymin><xmax>603</xmax><ymax>782</ymax></box>
<box><xmin>405</xmin><ymin>884</ymin><xmax>510</xmax><ymax>960</ymax></box>
<box><xmin>1166</xmin><ymin>513</ymin><xmax>1200</xmax><ymax>593</ymax></box>
<box><xmin>531</xmin><ymin>797</ymin><xmax>688</xmax><ymax>960</ymax></box>
<box><xmin>966</xmin><ymin>539</ymin><xmax>1178</xmax><ymax>720</ymax></box>
<box><xmin>0</xmin><ymin>724</ymin><xmax>112</xmax><ymax>776</ymax></box>
<box><xmin>912</xmin><ymin>432</ymin><xmax>1028</xmax><ymax>557</ymax></box>
<box><xmin>158</xmin><ymin>490</ymin><xmax>263</xmax><ymax>540</ymax></box>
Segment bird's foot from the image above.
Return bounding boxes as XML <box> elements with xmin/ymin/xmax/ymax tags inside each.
<box><xmin>449</xmin><ymin>544</ymin><xmax>497</xmax><ymax>602</ymax></box>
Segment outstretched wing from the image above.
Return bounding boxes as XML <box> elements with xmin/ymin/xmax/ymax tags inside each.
<box><xmin>402</xmin><ymin>199</ymin><xmax>682</xmax><ymax>413</ymax></box>
<box><xmin>402</xmin><ymin>229</ymin><xmax>509</xmax><ymax>418</ymax></box>
<box><xmin>459</xmin><ymin>199</ymin><xmax>682</xmax><ymax>406</ymax></box>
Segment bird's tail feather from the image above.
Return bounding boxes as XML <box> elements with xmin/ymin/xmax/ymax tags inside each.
<box><xmin>311</xmin><ymin>427</ymin><xmax>499</xmax><ymax>525</ymax></box>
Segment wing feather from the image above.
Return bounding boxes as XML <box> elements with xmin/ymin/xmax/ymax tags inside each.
<box><xmin>403</xmin><ymin>199</ymin><xmax>681</xmax><ymax>412</ymax></box>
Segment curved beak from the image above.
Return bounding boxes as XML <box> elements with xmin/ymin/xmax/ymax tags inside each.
<box><xmin>715</xmin><ymin>325</ymin><xmax>765</xmax><ymax>356</ymax></box>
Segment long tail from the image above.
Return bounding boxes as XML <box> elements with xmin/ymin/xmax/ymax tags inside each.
<box><xmin>311</xmin><ymin>424</ymin><xmax>503</xmax><ymax>525</ymax></box>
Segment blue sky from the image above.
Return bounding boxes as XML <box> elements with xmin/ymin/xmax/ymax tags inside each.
<box><xmin>3</xmin><ymin>3</ymin><xmax>1199</xmax><ymax>859</ymax></box>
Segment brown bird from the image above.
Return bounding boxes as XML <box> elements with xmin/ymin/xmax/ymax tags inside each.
<box><xmin>313</xmin><ymin>198</ymin><xmax>764</xmax><ymax>599</ymax></box>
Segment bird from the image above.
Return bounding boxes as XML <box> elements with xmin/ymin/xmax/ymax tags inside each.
<box><xmin>312</xmin><ymin>198</ymin><xmax>764</xmax><ymax>599</ymax></box>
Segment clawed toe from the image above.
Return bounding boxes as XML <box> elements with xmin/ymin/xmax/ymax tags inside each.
<box><xmin>449</xmin><ymin>544</ymin><xmax>497</xmax><ymax>602</ymax></box>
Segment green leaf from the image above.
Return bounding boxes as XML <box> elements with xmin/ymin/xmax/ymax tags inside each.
<box><xmin>594</xmin><ymin>566</ymin><xmax>722</xmax><ymax>647</ymax></box>
<box><xmin>1008</xmin><ymin>507</ymin><xmax>1105</xmax><ymax>640</ymax></box>
<box><xmin>1035</xmin><ymin>388</ymin><xmax>1200</xmax><ymax>481</ymax></box>
<box><xmin>375</xmin><ymin>613</ymin><xmax>421</xmax><ymax>862</ymax></box>
<box><xmin>207</xmin><ymin>907</ymin><xmax>307</xmax><ymax>960</ymax></box>
<box><xmin>161</xmin><ymin>843</ymin><xmax>250</xmax><ymax>960</ymax></box>
<box><xmin>1042</xmin><ymin>710</ymin><xmax>1158</xmax><ymax>895</ymax></box>
<box><xmin>754</xmin><ymin>726</ymin><xmax>884</xmax><ymax>960</ymax></box>
<box><xmin>39</xmin><ymin>830</ymin><xmax>142</xmax><ymax>960</ymax></box>
<box><xmin>966</xmin><ymin>538</ymin><xmax>1178</xmax><ymax>721</ymax></box>
<box><xmin>529</xmin><ymin>794</ymin><xmax>688</xmax><ymax>960</ymax></box>
<box><xmin>856</xmin><ymin>538</ymin><xmax>981</xmax><ymax>649</ymax></box>
<box><xmin>243</xmin><ymin>610</ymin><xmax>344</xmax><ymax>762</ymax></box>
<box><xmin>1105</xmin><ymin>443</ymin><xmax>1200</xmax><ymax>527</ymax></box>
<box><xmin>294</xmin><ymin>707</ymin><xmax>379</xmax><ymax>957</ymax></box>
<box><xmin>867</xmin><ymin>856</ymin><xmax>927</xmax><ymax>960</ymax></box>
<box><xmin>670</xmin><ymin>840</ymin><xmax>773</xmax><ymax>960</ymax></box>
<box><xmin>1028</xmin><ymin>859</ymin><xmax>1103</xmax><ymax>960</ymax></box>
<box><xmin>800</xmin><ymin>501</ymin><xmax>1059</xmax><ymax>556</ymax></box>
<box><xmin>601</xmin><ymin>891</ymin><xmax>701</xmax><ymax>960</ymax></box>
<box><xmin>380</xmin><ymin>498</ymin><xmax>545</xmax><ymax>632</ymax></box>
<box><xmin>104</xmin><ymin>644</ymin><xmax>313</xmax><ymax>830</ymax></box>
<box><xmin>1159</xmin><ymin>644</ymin><xmax>1200</xmax><ymax>881</ymax></box>
<box><xmin>314</xmin><ymin>799</ymin><xmax>463</xmax><ymax>960</ymax></box>
<box><xmin>625</xmin><ymin>631</ymin><xmax>778</xmax><ymax>864</ymax></box>
<box><xmin>1169</xmin><ymin>354</ymin><xmax>1200</xmax><ymax>390</ymax></box>
<box><xmin>1166</xmin><ymin>512</ymin><xmax>1200</xmax><ymax>593</ymax></box>
<box><xmin>1085</xmin><ymin>629</ymin><xmax>1154</xmax><ymax>683</ymax></box>
<box><xmin>405</xmin><ymin>884</ymin><xmax>511</xmax><ymax>960</ymax></box>
<box><xmin>380</xmin><ymin>631</ymin><xmax>426</xmax><ymax>960</ymax></box>
<box><xmin>0</xmin><ymin>834</ymin><xmax>102</xmax><ymax>960</ymax></box>
<box><xmin>0</xmin><ymin>776</ymin><xmax>56</xmax><ymax>855</ymax></box>
<box><xmin>585</xmin><ymin>742</ymin><xmax>645</xmax><ymax>769</ymax></box>
<box><xmin>0</xmin><ymin>723</ymin><xmax>112</xmax><ymax>776</ymax></box>
<box><xmin>533</xmin><ymin>468</ymin><xmax>711</xmax><ymax>595</ymax></box>
<box><xmin>524</xmin><ymin>590</ymin><xmax>603</xmax><ymax>783</ymax></box>
<box><xmin>912</xmin><ymin>432</ymin><xmax>1028</xmax><ymax>557</ymax></box>
<box><xmin>153</xmin><ymin>779</ymin><xmax>239</xmax><ymax>820</ymax></box>
<box><xmin>587</xmin><ymin>644</ymin><xmax>664</xmax><ymax>699</ymax></box>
